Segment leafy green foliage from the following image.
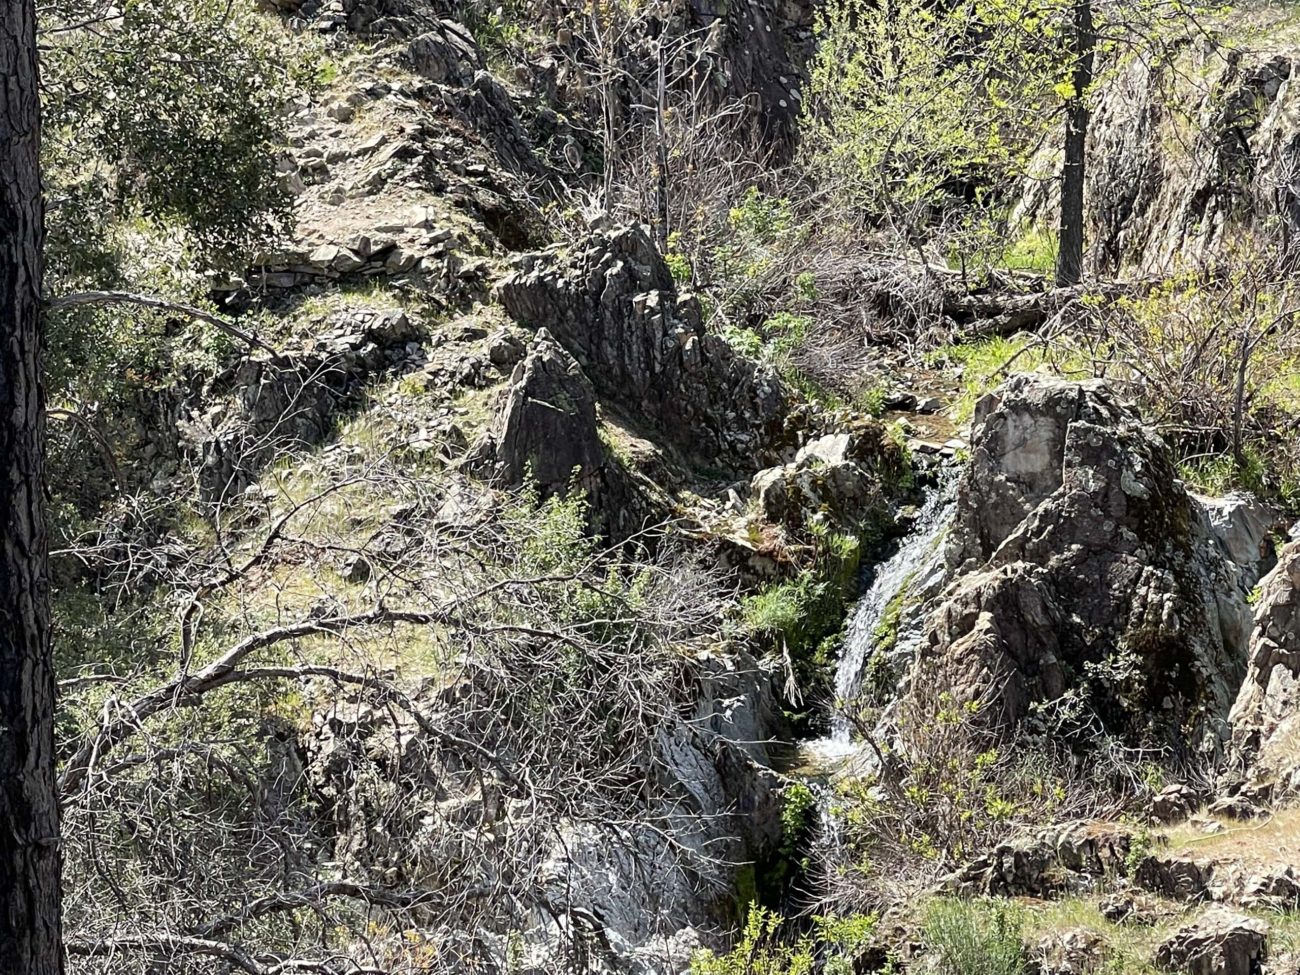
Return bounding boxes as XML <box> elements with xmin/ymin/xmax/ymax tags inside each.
<box><xmin>802</xmin><ymin>0</ymin><xmax>1224</xmax><ymax>268</ymax></box>
<box><xmin>803</xmin><ymin>0</ymin><xmax>1056</xmax><ymax>261</ymax></box>
<box><xmin>741</xmin><ymin>531</ymin><xmax>863</xmax><ymax>729</ymax></box>
<box><xmin>43</xmin><ymin>0</ymin><xmax>307</xmax><ymax>271</ymax></box>
<box><xmin>689</xmin><ymin>907</ymin><xmax>876</xmax><ymax>975</ymax></box>
<box><xmin>38</xmin><ymin>0</ymin><xmax>313</xmax><ymax>521</ymax></box>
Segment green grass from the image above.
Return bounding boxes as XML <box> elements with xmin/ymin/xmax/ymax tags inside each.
<box><xmin>930</xmin><ymin>335</ymin><xmax>1097</xmax><ymax>424</ymax></box>
<box><xmin>1000</xmin><ymin>228</ymin><xmax>1059</xmax><ymax>276</ymax></box>
<box><xmin>923</xmin><ymin>897</ymin><xmax>1026</xmax><ymax>975</ymax></box>
<box><xmin>1023</xmin><ymin>896</ymin><xmax>1168</xmax><ymax>975</ymax></box>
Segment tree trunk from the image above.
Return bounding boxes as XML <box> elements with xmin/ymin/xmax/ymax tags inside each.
<box><xmin>1056</xmin><ymin>0</ymin><xmax>1095</xmax><ymax>286</ymax></box>
<box><xmin>0</xmin><ymin>2</ymin><xmax>63</xmax><ymax>972</ymax></box>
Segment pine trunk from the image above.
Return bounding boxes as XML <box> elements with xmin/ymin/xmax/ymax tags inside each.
<box><xmin>0</xmin><ymin>1</ymin><xmax>63</xmax><ymax>971</ymax></box>
<box><xmin>1057</xmin><ymin>0</ymin><xmax>1095</xmax><ymax>286</ymax></box>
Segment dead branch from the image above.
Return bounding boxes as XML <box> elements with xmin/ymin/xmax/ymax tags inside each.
<box><xmin>48</xmin><ymin>290</ymin><xmax>278</xmax><ymax>355</ymax></box>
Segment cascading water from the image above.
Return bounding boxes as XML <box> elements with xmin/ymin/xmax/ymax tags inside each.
<box><xmin>806</xmin><ymin>473</ymin><xmax>958</xmax><ymax>762</ymax></box>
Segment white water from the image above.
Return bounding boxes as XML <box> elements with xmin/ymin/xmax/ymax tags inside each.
<box><xmin>825</xmin><ymin>477</ymin><xmax>957</xmax><ymax>746</ymax></box>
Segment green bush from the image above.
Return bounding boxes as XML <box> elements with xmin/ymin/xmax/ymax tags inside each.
<box><xmin>923</xmin><ymin>898</ymin><xmax>1026</xmax><ymax>975</ymax></box>
<box><xmin>690</xmin><ymin>907</ymin><xmax>876</xmax><ymax>975</ymax></box>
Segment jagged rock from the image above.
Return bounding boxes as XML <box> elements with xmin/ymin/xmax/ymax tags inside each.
<box><xmin>486</xmin><ymin>327</ymin><xmax>525</xmax><ymax>368</ymax></box>
<box><xmin>1227</xmin><ymin>542</ymin><xmax>1300</xmax><ymax>796</ymax></box>
<box><xmin>750</xmin><ymin>423</ymin><xmax>903</xmax><ymax>536</ymax></box>
<box><xmin>498</xmin><ymin>226</ymin><xmax>801</xmax><ymax>472</ymax></box>
<box><xmin>1099</xmin><ymin>891</ymin><xmax>1167</xmax><ymax>925</ymax></box>
<box><xmin>1150</xmin><ymin>784</ymin><xmax>1202</xmax><ymax>825</ymax></box>
<box><xmin>407</xmin><ymin>21</ymin><xmax>480</xmax><ymax>84</ymax></box>
<box><xmin>946</xmin><ymin>821</ymin><xmax>1132</xmax><ymax>897</ymax></box>
<box><xmin>467</xmin><ymin>329</ymin><xmax>605</xmax><ymax>498</ymax></box>
<box><xmin>910</xmin><ymin>375</ymin><xmax>1270</xmax><ymax>752</ymax></box>
<box><xmin>1135</xmin><ymin>854</ymin><xmax>1219</xmax><ymax>903</ymax></box>
<box><xmin>1017</xmin><ymin>44</ymin><xmax>1300</xmax><ymax>276</ymax></box>
<box><xmin>185</xmin><ymin>309</ymin><xmax>419</xmax><ymax>502</ymax></box>
<box><xmin>1029</xmin><ymin>928</ymin><xmax>1107</xmax><ymax>975</ymax></box>
<box><xmin>1154</xmin><ymin>907</ymin><xmax>1268</xmax><ymax>975</ymax></box>
<box><xmin>1208</xmin><ymin>794</ymin><xmax>1269</xmax><ymax>821</ymax></box>
<box><xmin>466</xmin><ymin>330</ymin><xmax>663</xmax><ymax>538</ymax></box>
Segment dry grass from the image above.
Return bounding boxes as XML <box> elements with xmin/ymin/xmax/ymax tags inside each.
<box><xmin>1159</xmin><ymin>805</ymin><xmax>1300</xmax><ymax>869</ymax></box>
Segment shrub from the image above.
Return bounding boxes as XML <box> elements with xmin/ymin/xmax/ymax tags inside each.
<box><xmin>923</xmin><ymin>898</ymin><xmax>1026</xmax><ymax>975</ymax></box>
<box><xmin>689</xmin><ymin>907</ymin><xmax>876</xmax><ymax>975</ymax></box>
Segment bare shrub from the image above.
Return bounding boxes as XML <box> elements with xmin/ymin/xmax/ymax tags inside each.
<box><xmin>57</xmin><ymin>427</ymin><xmax>747</xmax><ymax>972</ymax></box>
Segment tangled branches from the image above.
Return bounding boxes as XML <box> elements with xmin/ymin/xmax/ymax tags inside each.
<box><xmin>57</xmin><ymin>445</ymin><xmax>743</xmax><ymax>973</ymax></box>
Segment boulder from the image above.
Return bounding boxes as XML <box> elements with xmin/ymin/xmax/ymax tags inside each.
<box><xmin>498</xmin><ymin>226</ymin><xmax>801</xmax><ymax>472</ymax></box>
<box><xmin>908</xmin><ymin>375</ymin><xmax>1269</xmax><ymax>752</ymax></box>
<box><xmin>947</xmin><ymin>821</ymin><xmax>1132</xmax><ymax>897</ymax></box>
<box><xmin>1150</xmin><ymin>784</ymin><xmax>1202</xmax><ymax>825</ymax></box>
<box><xmin>751</xmin><ymin>426</ymin><xmax>905</xmax><ymax>536</ymax></box>
<box><xmin>1030</xmin><ymin>928</ymin><xmax>1107</xmax><ymax>975</ymax></box>
<box><xmin>467</xmin><ymin>329</ymin><xmax>605</xmax><ymax>498</ymax></box>
<box><xmin>1154</xmin><ymin>907</ymin><xmax>1268</xmax><ymax>975</ymax></box>
<box><xmin>1227</xmin><ymin>542</ymin><xmax>1300</xmax><ymax>796</ymax></box>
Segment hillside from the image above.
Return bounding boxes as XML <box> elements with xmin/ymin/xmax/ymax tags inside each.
<box><xmin>20</xmin><ymin>0</ymin><xmax>1300</xmax><ymax>973</ymax></box>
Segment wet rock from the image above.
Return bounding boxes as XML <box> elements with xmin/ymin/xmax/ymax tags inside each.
<box><xmin>911</xmin><ymin>375</ymin><xmax>1265</xmax><ymax>752</ymax></box>
<box><xmin>1154</xmin><ymin>907</ymin><xmax>1267</xmax><ymax>975</ymax></box>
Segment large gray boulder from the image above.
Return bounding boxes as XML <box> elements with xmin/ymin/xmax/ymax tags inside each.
<box><xmin>908</xmin><ymin>376</ymin><xmax>1274</xmax><ymax>753</ymax></box>
<box><xmin>468</xmin><ymin>328</ymin><xmax>605</xmax><ymax>497</ymax></box>
<box><xmin>750</xmin><ymin>425</ymin><xmax>907</xmax><ymax>537</ymax></box>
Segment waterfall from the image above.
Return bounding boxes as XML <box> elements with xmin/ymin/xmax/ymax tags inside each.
<box><xmin>827</xmin><ymin>475</ymin><xmax>957</xmax><ymax>748</ymax></box>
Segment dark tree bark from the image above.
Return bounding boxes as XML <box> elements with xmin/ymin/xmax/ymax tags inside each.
<box><xmin>0</xmin><ymin>1</ymin><xmax>63</xmax><ymax>972</ymax></box>
<box><xmin>1057</xmin><ymin>0</ymin><xmax>1096</xmax><ymax>286</ymax></box>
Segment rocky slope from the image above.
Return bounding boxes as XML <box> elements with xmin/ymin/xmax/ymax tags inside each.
<box><xmin>1017</xmin><ymin>17</ymin><xmax>1300</xmax><ymax>276</ymax></box>
<box><xmin>55</xmin><ymin>1</ymin><xmax>1300</xmax><ymax>974</ymax></box>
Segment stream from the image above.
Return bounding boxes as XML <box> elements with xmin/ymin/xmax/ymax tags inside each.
<box><xmin>800</xmin><ymin>472</ymin><xmax>958</xmax><ymax>766</ymax></box>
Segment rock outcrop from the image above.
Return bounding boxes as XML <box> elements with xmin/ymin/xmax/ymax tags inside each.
<box><xmin>946</xmin><ymin>821</ymin><xmax>1132</xmax><ymax>898</ymax></box>
<box><xmin>466</xmin><ymin>328</ymin><xmax>664</xmax><ymax>538</ymax></box>
<box><xmin>498</xmin><ymin>226</ymin><xmax>801</xmax><ymax>472</ymax></box>
<box><xmin>907</xmin><ymin>376</ymin><xmax>1275</xmax><ymax>752</ymax></box>
<box><xmin>467</xmin><ymin>329</ymin><xmax>605</xmax><ymax>496</ymax></box>
<box><xmin>185</xmin><ymin>308</ymin><xmax>423</xmax><ymax>502</ymax></box>
<box><xmin>1016</xmin><ymin>40</ymin><xmax>1300</xmax><ymax>276</ymax></box>
<box><xmin>1227</xmin><ymin>541</ymin><xmax>1300</xmax><ymax>796</ymax></box>
<box><xmin>1154</xmin><ymin>907</ymin><xmax>1268</xmax><ymax>975</ymax></box>
<box><xmin>750</xmin><ymin>425</ymin><xmax>907</xmax><ymax>537</ymax></box>
<box><xmin>306</xmin><ymin>651</ymin><xmax>784</xmax><ymax>974</ymax></box>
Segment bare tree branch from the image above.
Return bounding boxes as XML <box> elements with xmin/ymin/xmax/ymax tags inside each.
<box><xmin>47</xmin><ymin>290</ymin><xmax>278</xmax><ymax>355</ymax></box>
